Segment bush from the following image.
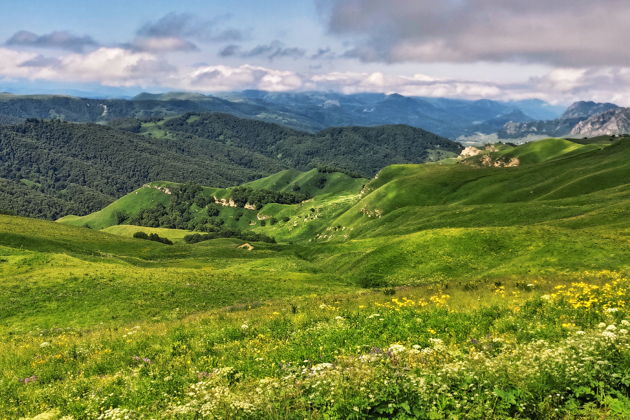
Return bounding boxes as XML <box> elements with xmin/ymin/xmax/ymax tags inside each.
<box><xmin>133</xmin><ymin>231</ymin><xmax>149</xmax><ymax>240</ymax></box>
<box><xmin>133</xmin><ymin>231</ymin><xmax>173</xmax><ymax>245</ymax></box>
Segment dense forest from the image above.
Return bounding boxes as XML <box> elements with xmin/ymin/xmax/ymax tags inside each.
<box><xmin>0</xmin><ymin>119</ymin><xmax>286</xmax><ymax>218</ymax></box>
<box><xmin>163</xmin><ymin>113</ymin><xmax>462</xmax><ymax>176</ymax></box>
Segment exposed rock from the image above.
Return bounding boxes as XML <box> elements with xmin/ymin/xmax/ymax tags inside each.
<box><xmin>497</xmin><ymin>101</ymin><xmax>619</xmax><ymax>140</ymax></box>
<box><xmin>570</xmin><ymin>108</ymin><xmax>630</xmax><ymax>137</ymax></box>
<box><xmin>459</xmin><ymin>146</ymin><xmax>482</xmax><ymax>158</ymax></box>
<box><xmin>144</xmin><ymin>184</ymin><xmax>172</xmax><ymax>195</ymax></box>
<box><xmin>561</xmin><ymin>101</ymin><xmax>619</xmax><ymax>120</ymax></box>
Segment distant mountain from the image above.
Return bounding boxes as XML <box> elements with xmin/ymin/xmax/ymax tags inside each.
<box><xmin>0</xmin><ymin>91</ymin><xmax>564</xmax><ymax>139</ymax></box>
<box><xmin>570</xmin><ymin>108</ymin><xmax>630</xmax><ymax>137</ymax></box>
<box><xmin>560</xmin><ymin>101</ymin><xmax>619</xmax><ymax>119</ymax></box>
<box><xmin>0</xmin><ymin>114</ymin><xmax>461</xmax><ymax>219</ymax></box>
<box><xmin>217</xmin><ymin>91</ymin><xmax>563</xmax><ymax>138</ymax></box>
<box><xmin>497</xmin><ymin>101</ymin><xmax>620</xmax><ymax>140</ymax></box>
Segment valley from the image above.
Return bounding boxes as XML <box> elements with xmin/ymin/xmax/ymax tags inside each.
<box><xmin>0</xmin><ymin>134</ymin><xmax>628</xmax><ymax>418</ymax></box>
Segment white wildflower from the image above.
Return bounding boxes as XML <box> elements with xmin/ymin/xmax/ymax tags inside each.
<box><xmin>388</xmin><ymin>344</ymin><xmax>406</xmax><ymax>354</ymax></box>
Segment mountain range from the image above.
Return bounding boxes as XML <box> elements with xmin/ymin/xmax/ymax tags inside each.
<box><xmin>0</xmin><ymin>91</ymin><xmax>564</xmax><ymax>139</ymax></box>
<box><xmin>498</xmin><ymin>101</ymin><xmax>630</xmax><ymax>140</ymax></box>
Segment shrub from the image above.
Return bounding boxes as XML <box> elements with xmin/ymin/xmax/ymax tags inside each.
<box><xmin>133</xmin><ymin>231</ymin><xmax>173</xmax><ymax>245</ymax></box>
<box><xmin>133</xmin><ymin>231</ymin><xmax>149</xmax><ymax>240</ymax></box>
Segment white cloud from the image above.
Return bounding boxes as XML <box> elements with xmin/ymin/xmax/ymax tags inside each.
<box><xmin>0</xmin><ymin>47</ymin><xmax>172</xmax><ymax>87</ymax></box>
<box><xmin>184</xmin><ymin>65</ymin><xmax>303</xmax><ymax>92</ymax></box>
<box><xmin>4</xmin><ymin>45</ymin><xmax>630</xmax><ymax>106</ymax></box>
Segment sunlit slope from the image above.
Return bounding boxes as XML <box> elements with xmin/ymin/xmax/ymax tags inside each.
<box><xmin>58</xmin><ymin>184</ymin><xmax>172</xmax><ymax>230</ymax></box>
<box><xmin>244</xmin><ymin>168</ymin><xmax>366</xmax><ymax>197</ymax></box>
<box><xmin>303</xmin><ymin>225</ymin><xmax>630</xmax><ymax>286</ymax></box>
<box><xmin>102</xmin><ymin>225</ymin><xmax>195</xmax><ymax>243</ymax></box>
<box><xmin>0</xmin><ymin>214</ymin><xmax>349</xmax><ymax>333</ymax></box>
<box><xmin>331</xmin><ymin>138</ymin><xmax>630</xmax><ymax>239</ymax></box>
<box><xmin>496</xmin><ymin>138</ymin><xmax>589</xmax><ymax>165</ymax></box>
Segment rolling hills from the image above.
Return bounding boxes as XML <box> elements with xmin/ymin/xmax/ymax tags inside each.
<box><xmin>59</xmin><ymin>136</ymin><xmax>630</xmax><ymax>283</ymax></box>
<box><xmin>1</xmin><ymin>135</ymin><xmax>629</xmax><ymax>417</ymax></box>
<box><xmin>0</xmin><ymin>116</ymin><xmax>460</xmax><ymax>219</ymax></box>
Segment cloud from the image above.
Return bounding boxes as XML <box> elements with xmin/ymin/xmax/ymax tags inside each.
<box><xmin>318</xmin><ymin>0</ymin><xmax>630</xmax><ymax>66</ymax></box>
<box><xmin>219</xmin><ymin>41</ymin><xmax>306</xmax><ymax>61</ymax></box>
<box><xmin>185</xmin><ymin>64</ymin><xmax>303</xmax><ymax>91</ymax></box>
<box><xmin>129</xmin><ymin>37</ymin><xmax>198</xmax><ymax>53</ymax></box>
<box><xmin>308</xmin><ymin>71</ymin><xmax>504</xmax><ymax>98</ymax></box>
<box><xmin>310</xmin><ymin>47</ymin><xmax>337</xmax><ymax>60</ymax></box>
<box><xmin>4</xmin><ymin>44</ymin><xmax>630</xmax><ymax>105</ymax></box>
<box><xmin>130</xmin><ymin>12</ymin><xmax>245</xmax><ymax>53</ymax></box>
<box><xmin>0</xmin><ymin>47</ymin><xmax>173</xmax><ymax>87</ymax></box>
<box><xmin>138</xmin><ymin>12</ymin><xmax>244</xmax><ymax>42</ymax></box>
<box><xmin>6</xmin><ymin>30</ymin><xmax>98</xmax><ymax>52</ymax></box>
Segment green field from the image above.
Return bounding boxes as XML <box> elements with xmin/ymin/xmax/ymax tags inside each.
<box><xmin>2</xmin><ymin>137</ymin><xmax>629</xmax><ymax>418</ymax></box>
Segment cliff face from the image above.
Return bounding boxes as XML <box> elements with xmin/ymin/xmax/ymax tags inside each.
<box><xmin>570</xmin><ymin>108</ymin><xmax>630</xmax><ymax>137</ymax></box>
<box><xmin>498</xmin><ymin>101</ymin><xmax>620</xmax><ymax>139</ymax></box>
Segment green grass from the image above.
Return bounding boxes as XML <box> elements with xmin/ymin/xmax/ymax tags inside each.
<box><xmin>103</xmin><ymin>225</ymin><xmax>196</xmax><ymax>243</ymax></box>
<box><xmin>0</xmin><ymin>270</ymin><xmax>627</xmax><ymax>418</ymax></box>
<box><xmin>58</xmin><ymin>184</ymin><xmax>172</xmax><ymax>230</ymax></box>
<box><xmin>2</xmin><ymin>137</ymin><xmax>630</xmax><ymax>417</ymax></box>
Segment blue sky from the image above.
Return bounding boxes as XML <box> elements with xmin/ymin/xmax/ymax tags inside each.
<box><xmin>1</xmin><ymin>0</ymin><xmax>630</xmax><ymax>104</ymax></box>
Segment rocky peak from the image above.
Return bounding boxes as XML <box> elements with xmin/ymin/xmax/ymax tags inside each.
<box><xmin>570</xmin><ymin>108</ymin><xmax>630</xmax><ymax>137</ymax></box>
<box><xmin>561</xmin><ymin>101</ymin><xmax>619</xmax><ymax>120</ymax></box>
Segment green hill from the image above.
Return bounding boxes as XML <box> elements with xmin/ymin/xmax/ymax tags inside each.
<box><xmin>59</xmin><ymin>137</ymin><xmax>630</xmax><ymax>282</ymax></box>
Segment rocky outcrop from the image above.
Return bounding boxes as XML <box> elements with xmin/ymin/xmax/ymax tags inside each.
<box><xmin>570</xmin><ymin>108</ymin><xmax>630</xmax><ymax>137</ymax></box>
<box><xmin>144</xmin><ymin>184</ymin><xmax>172</xmax><ymax>195</ymax></box>
<box><xmin>497</xmin><ymin>101</ymin><xmax>620</xmax><ymax>140</ymax></box>
<box><xmin>459</xmin><ymin>146</ymin><xmax>482</xmax><ymax>158</ymax></box>
<box><xmin>213</xmin><ymin>196</ymin><xmax>258</xmax><ymax>210</ymax></box>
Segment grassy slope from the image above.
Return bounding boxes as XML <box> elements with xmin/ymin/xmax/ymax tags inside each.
<box><xmin>330</xmin><ymin>138</ymin><xmax>630</xmax><ymax>238</ymax></box>
<box><xmin>102</xmin><ymin>225</ymin><xmax>195</xmax><ymax>243</ymax></box>
<box><xmin>56</xmin><ymin>138</ymin><xmax>630</xmax><ymax>287</ymax></box>
<box><xmin>0</xmin><ymin>214</ymin><xmax>350</xmax><ymax>334</ymax></box>
<box><xmin>58</xmin><ymin>183</ymin><xmax>175</xmax><ymax>229</ymax></box>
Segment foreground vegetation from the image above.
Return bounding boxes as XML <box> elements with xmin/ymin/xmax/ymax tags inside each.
<box><xmin>0</xmin><ymin>270</ymin><xmax>628</xmax><ymax>418</ymax></box>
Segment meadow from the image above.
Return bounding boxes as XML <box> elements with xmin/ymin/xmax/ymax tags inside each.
<box><xmin>1</xmin><ymin>137</ymin><xmax>629</xmax><ymax>418</ymax></box>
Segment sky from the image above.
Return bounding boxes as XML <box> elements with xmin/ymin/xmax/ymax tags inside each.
<box><xmin>1</xmin><ymin>0</ymin><xmax>630</xmax><ymax>104</ymax></box>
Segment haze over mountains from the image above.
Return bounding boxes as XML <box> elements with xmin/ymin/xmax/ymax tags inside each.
<box><xmin>2</xmin><ymin>91</ymin><xmax>629</xmax><ymax>141</ymax></box>
<box><xmin>0</xmin><ymin>90</ymin><xmax>561</xmax><ymax>138</ymax></box>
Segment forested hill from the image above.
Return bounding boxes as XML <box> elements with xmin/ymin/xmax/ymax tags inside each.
<box><xmin>0</xmin><ymin>119</ymin><xmax>286</xmax><ymax>219</ymax></box>
<box><xmin>0</xmin><ymin>115</ymin><xmax>461</xmax><ymax>219</ymax></box>
<box><xmin>161</xmin><ymin>113</ymin><xmax>462</xmax><ymax>175</ymax></box>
